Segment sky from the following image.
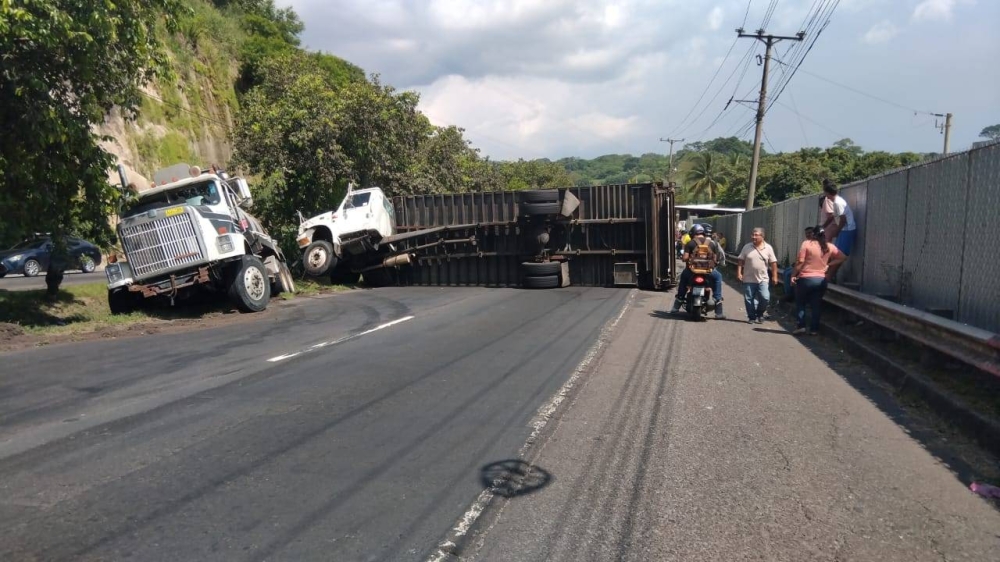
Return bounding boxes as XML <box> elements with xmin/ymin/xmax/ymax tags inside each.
<box><xmin>281</xmin><ymin>0</ymin><xmax>999</xmax><ymax>161</ymax></box>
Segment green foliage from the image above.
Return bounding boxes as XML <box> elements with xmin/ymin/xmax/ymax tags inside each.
<box><xmin>497</xmin><ymin>159</ymin><xmax>575</xmax><ymax>191</ymax></box>
<box><xmin>136</xmin><ymin>132</ymin><xmax>195</xmax><ymax>176</ymax></box>
<box><xmin>979</xmin><ymin>124</ymin><xmax>1000</xmax><ymax>142</ymax></box>
<box><xmin>683</xmin><ymin>152</ymin><xmax>728</xmax><ymax>202</ymax></box>
<box><xmin>0</xmin><ymin>0</ymin><xmax>185</xmax><ymax>252</ymax></box>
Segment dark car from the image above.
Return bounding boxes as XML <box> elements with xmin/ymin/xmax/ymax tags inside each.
<box><xmin>0</xmin><ymin>236</ymin><xmax>103</xmax><ymax>278</ymax></box>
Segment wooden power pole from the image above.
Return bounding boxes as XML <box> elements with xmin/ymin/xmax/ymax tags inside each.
<box><xmin>660</xmin><ymin>137</ymin><xmax>684</xmax><ymax>181</ymax></box>
<box><xmin>737</xmin><ymin>28</ymin><xmax>804</xmax><ymax>210</ymax></box>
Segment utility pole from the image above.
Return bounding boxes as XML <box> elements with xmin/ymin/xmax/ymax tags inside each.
<box><xmin>660</xmin><ymin>137</ymin><xmax>684</xmax><ymax>181</ymax></box>
<box><xmin>737</xmin><ymin>28</ymin><xmax>805</xmax><ymax>210</ymax></box>
<box><xmin>936</xmin><ymin>112</ymin><xmax>953</xmax><ymax>155</ymax></box>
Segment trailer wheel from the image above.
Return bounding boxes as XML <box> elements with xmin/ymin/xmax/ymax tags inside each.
<box><xmin>520</xmin><ymin>190</ymin><xmax>560</xmax><ymax>204</ymax></box>
<box><xmin>521</xmin><ymin>201</ymin><xmax>562</xmax><ymax>216</ymax></box>
<box><xmin>272</xmin><ymin>262</ymin><xmax>296</xmax><ymax>296</ymax></box>
<box><xmin>522</xmin><ymin>274</ymin><xmax>561</xmax><ymax>289</ymax></box>
<box><xmin>108</xmin><ymin>288</ymin><xmax>138</xmax><ymax>315</ymax></box>
<box><xmin>521</xmin><ymin>261</ymin><xmax>561</xmax><ymax>276</ymax></box>
<box><xmin>229</xmin><ymin>255</ymin><xmax>271</xmax><ymax>312</ymax></box>
<box><xmin>303</xmin><ymin>240</ymin><xmax>335</xmax><ymax>277</ymax></box>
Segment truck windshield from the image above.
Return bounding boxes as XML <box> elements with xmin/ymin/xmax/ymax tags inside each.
<box><xmin>125</xmin><ymin>180</ymin><xmax>222</xmax><ymax>215</ymax></box>
<box><xmin>344</xmin><ymin>192</ymin><xmax>370</xmax><ymax>209</ymax></box>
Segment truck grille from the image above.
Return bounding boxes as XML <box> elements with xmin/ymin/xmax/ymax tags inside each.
<box><xmin>121</xmin><ymin>212</ymin><xmax>204</xmax><ymax>279</ymax></box>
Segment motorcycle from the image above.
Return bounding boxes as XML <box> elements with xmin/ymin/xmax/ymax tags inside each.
<box><xmin>685</xmin><ymin>272</ymin><xmax>716</xmax><ymax>320</ymax></box>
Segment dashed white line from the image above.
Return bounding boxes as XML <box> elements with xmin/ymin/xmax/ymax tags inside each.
<box><xmin>267</xmin><ymin>315</ymin><xmax>415</xmax><ymax>363</ymax></box>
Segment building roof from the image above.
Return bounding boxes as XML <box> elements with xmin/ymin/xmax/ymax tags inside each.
<box><xmin>675</xmin><ymin>203</ymin><xmax>746</xmax><ymax>214</ymax></box>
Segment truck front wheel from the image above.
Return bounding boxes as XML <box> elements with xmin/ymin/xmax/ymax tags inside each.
<box><xmin>108</xmin><ymin>288</ymin><xmax>138</xmax><ymax>315</ymax></box>
<box><xmin>229</xmin><ymin>255</ymin><xmax>271</xmax><ymax>312</ymax></box>
<box><xmin>303</xmin><ymin>240</ymin><xmax>335</xmax><ymax>277</ymax></box>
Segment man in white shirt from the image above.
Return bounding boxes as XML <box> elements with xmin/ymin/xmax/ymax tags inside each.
<box><xmin>737</xmin><ymin>227</ymin><xmax>779</xmax><ymax>324</ymax></box>
<box><xmin>821</xmin><ymin>179</ymin><xmax>857</xmax><ymax>256</ymax></box>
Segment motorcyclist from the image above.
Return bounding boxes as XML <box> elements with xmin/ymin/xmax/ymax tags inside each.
<box><xmin>671</xmin><ymin>224</ymin><xmax>726</xmax><ymax>318</ymax></box>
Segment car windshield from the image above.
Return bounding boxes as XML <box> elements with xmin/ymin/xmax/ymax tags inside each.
<box><xmin>11</xmin><ymin>239</ymin><xmax>49</xmax><ymax>250</ymax></box>
<box><xmin>125</xmin><ymin>180</ymin><xmax>223</xmax><ymax>215</ymax></box>
<box><xmin>344</xmin><ymin>192</ymin><xmax>371</xmax><ymax>209</ymax></box>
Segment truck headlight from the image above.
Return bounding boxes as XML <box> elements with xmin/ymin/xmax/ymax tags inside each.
<box><xmin>105</xmin><ymin>262</ymin><xmax>131</xmax><ymax>284</ymax></box>
<box><xmin>216</xmin><ymin>234</ymin><xmax>234</xmax><ymax>253</ymax></box>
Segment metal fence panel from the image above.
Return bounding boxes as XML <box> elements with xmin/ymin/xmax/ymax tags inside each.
<box><xmin>902</xmin><ymin>154</ymin><xmax>970</xmax><ymax>311</ymax></box>
<box><xmin>862</xmin><ymin>171</ymin><xmax>909</xmax><ymax>299</ymax></box>
<box><xmin>959</xmin><ymin>144</ymin><xmax>1000</xmax><ymax>332</ymax></box>
<box><xmin>838</xmin><ymin>181</ymin><xmax>867</xmax><ymax>286</ymax></box>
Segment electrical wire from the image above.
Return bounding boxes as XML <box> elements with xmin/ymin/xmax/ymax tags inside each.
<box><xmin>139</xmin><ymin>91</ymin><xmax>230</xmax><ymax>128</ymax></box>
<box><xmin>771</xmin><ymin>58</ymin><xmax>940</xmax><ymax>116</ymax></box>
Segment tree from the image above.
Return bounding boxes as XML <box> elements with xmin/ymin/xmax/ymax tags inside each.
<box><xmin>0</xmin><ymin>0</ymin><xmax>183</xmax><ymax>295</ymax></box>
<box><xmin>233</xmin><ymin>54</ymin><xmax>352</xmax><ymax>247</ymax></box>
<box><xmin>683</xmin><ymin>152</ymin><xmax>728</xmax><ymax>201</ymax></box>
<box><xmin>980</xmin><ymin>124</ymin><xmax>1000</xmax><ymax>142</ymax></box>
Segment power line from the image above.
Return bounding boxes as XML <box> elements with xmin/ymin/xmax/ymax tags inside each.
<box><xmin>139</xmin><ymin>90</ymin><xmax>230</xmax><ymax>128</ymax></box>
<box><xmin>771</xmin><ymin>58</ymin><xmax>940</xmax><ymax>116</ymax></box>
<box><xmin>740</xmin><ymin>0</ymin><xmax>753</xmax><ymax>29</ymax></box>
<box><xmin>763</xmin><ymin>130</ymin><xmax>778</xmax><ymax>153</ymax></box>
<box><xmin>666</xmin><ymin>36</ymin><xmax>742</xmax><ymax>138</ymax></box>
<box><xmin>772</xmin><ymin>99</ymin><xmax>849</xmax><ymax>139</ymax></box>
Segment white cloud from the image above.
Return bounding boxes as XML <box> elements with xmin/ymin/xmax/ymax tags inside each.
<box><xmin>707</xmin><ymin>6</ymin><xmax>724</xmax><ymax>31</ymax></box>
<box><xmin>912</xmin><ymin>0</ymin><xmax>971</xmax><ymax>21</ymax></box>
<box><xmin>862</xmin><ymin>21</ymin><xmax>898</xmax><ymax>44</ymax></box>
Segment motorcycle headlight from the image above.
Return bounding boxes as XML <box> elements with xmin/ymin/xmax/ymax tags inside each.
<box><xmin>216</xmin><ymin>234</ymin><xmax>234</xmax><ymax>253</ymax></box>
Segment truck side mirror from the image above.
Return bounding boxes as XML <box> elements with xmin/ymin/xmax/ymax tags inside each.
<box><xmin>233</xmin><ymin>178</ymin><xmax>253</xmax><ymax>208</ymax></box>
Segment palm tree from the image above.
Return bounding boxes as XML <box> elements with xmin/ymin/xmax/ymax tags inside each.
<box><xmin>684</xmin><ymin>151</ymin><xmax>727</xmax><ymax>201</ymax></box>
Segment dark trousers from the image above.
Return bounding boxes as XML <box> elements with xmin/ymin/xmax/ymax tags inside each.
<box><xmin>795</xmin><ymin>277</ymin><xmax>828</xmax><ymax>331</ymax></box>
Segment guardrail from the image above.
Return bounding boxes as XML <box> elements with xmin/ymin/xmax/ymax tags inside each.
<box><xmin>724</xmin><ymin>253</ymin><xmax>1000</xmax><ymax>378</ymax></box>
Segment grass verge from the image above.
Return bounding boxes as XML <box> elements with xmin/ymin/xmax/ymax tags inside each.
<box><xmin>0</xmin><ymin>279</ymin><xmax>358</xmax><ymax>340</ymax></box>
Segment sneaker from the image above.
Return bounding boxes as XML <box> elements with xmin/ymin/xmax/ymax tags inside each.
<box><xmin>808</xmin><ymin>330</ymin><xmax>819</xmax><ymax>336</ymax></box>
<box><xmin>754</xmin><ymin>318</ymin><xmax>764</xmax><ymax>324</ymax></box>
<box><xmin>747</xmin><ymin>318</ymin><xmax>756</xmax><ymax>324</ymax></box>
<box><xmin>714</xmin><ymin>302</ymin><xmax>726</xmax><ymax>319</ymax></box>
<box><xmin>792</xmin><ymin>327</ymin><xmax>807</xmax><ymax>335</ymax></box>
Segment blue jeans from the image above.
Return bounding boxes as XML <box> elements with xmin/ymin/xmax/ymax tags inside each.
<box><xmin>743</xmin><ymin>282</ymin><xmax>770</xmax><ymax>320</ymax></box>
<box><xmin>677</xmin><ymin>268</ymin><xmax>723</xmax><ymax>301</ymax></box>
<box><xmin>795</xmin><ymin>277</ymin><xmax>828</xmax><ymax>331</ymax></box>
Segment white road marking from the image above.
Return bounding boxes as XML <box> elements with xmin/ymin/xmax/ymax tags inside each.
<box><xmin>425</xmin><ymin>291</ymin><xmax>636</xmax><ymax>562</ymax></box>
<box><xmin>267</xmin><ymin>316</ymin><xmax>415</xmax><ymax>363</ymax></box>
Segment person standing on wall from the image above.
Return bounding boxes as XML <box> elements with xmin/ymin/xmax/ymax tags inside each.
<box><xmin>820</xmin><ymin>179</ymin><xmax>857</xmax><ymax>257</ymax></box>
<box><xmin>737</xmin><ymin>227</ymin><xmax>779</xmax><ymax>324</ymax></box>
<box><xmin>790</xmin><ymin>226</ymin><xmax>848</xmax><ymax>335</ymax></box>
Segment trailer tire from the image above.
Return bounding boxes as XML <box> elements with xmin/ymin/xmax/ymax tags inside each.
<box><xmin>521</xmin><ymin>261</ymin><xmax>562</xmax><ymax>276</ymax></box>
<box><xmin>229</xmin><ymin>255</ymin><xmax>271</xmax><ymax>312</ymax></box>
<box><xmin>522</xmin><ymin>274</ymin><xmax>561</xmax><ymax>289</ymax></box>
<box><xmin>520</xmin><ymin>190</ymin><xmax>560</xmax><ymax>204</ymax></box>
<box><xmin>108</xmin><ymin>288</ymin><xmax>138</xmax><ymax>315</ymax></box>
<box><xmin>303</xmin><ymin>240</ymin><xmax>336</xmax><ymax>277</ymax></box>
<box><xmin>521</xmin><ymin>201</ymin><xmax>562</xmax><ymax>216</ymax></box>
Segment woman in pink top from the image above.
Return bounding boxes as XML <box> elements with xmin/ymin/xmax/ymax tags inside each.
<box><xmin>790</xmin><ymin>226</ymin><xmax>847</xmax><ymax>335</ymax></box>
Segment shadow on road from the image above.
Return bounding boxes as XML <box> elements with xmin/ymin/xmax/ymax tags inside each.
<box><xmin>481</xmin><ymin>460</ymin><xmax>553</xmax><ymax>498</ymax></box>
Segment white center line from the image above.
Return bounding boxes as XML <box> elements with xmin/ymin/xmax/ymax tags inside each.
<box><xmin>267</xmin><ymin>315</ymin><xmax>415</xmax><ymax>363</ymax></box>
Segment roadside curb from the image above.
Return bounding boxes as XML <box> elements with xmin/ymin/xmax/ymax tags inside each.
<box><xmin>818</xmin><ymin>317</ymin><xmax>1000</xmax><ymax>458</ymax></box>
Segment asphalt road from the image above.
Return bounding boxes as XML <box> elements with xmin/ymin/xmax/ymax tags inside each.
<box><xmin>0</xmin><ymin>286</ymin><xmax>631</xmax><ymax>562</ymax></box>
<box><xmin>466</xmin><ymin>285</ymin><xmax>1000</xmax><ymax>561</ymax></box>
<box><xmin>0</xmin><ymin>271</ymin><xmax>105</xmax><ymax>291</ymax></box>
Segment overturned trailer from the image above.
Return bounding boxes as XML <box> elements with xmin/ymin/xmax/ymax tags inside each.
<box><xmin>387</xmin><ymin>182</ymin><xmax>677</xmax><ymax>290</ymax></box>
